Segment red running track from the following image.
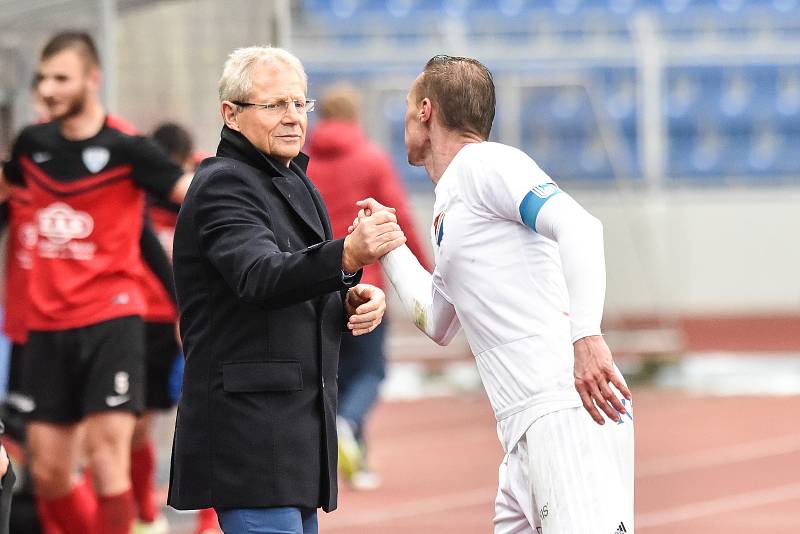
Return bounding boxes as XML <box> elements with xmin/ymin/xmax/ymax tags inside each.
<box><xmin>319</xmin><ymin>389</ymin><xmax>800</xmax><ymax>533</ymax></box>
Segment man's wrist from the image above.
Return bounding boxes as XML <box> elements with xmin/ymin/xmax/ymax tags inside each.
<box><xmin>572</xmin><ymin>333</ymin><xmax>603</xmax><ymax>345</ymax></box>
<box><xmin>341</xmin><ymin>235</ymin><xmax>361</xmax><ymax>273</ymax></box>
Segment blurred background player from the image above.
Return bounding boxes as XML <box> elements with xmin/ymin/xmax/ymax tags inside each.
<box><xmin>3</xmin><ymin>82</ymin><xmax>187</xmax><ymax>534</ymax></box>
<box><xmin>305</xmin><ymin>83</ymin><xmax>431</xmax><ymax>490</ymax></box>
<box><xmin>0</xmin><ymin>31</ymin><xmax>191</xmax><ymax>534</ymax></box>
<box><xmin>133</xmin><ymin>121</ymin><xmax>221</xmax><ymax>534</ymax></box>
<box><xmin>149</xmin><ymin>122</ymin><xmax>210</xmax><ymax>256</ymax></box>
<box><xmin>2</xmin><ymin>75</ymin><xmax>144</xmax><ymax>534</ymax></box>
<box><xmin>3</xmin><ymin>76</ymin><xmax>215</xmax><ymax>534</ymax></box>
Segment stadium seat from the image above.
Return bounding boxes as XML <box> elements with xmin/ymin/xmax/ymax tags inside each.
<box><xmin>746</xmin><ymin>126</ymin><xmax>782</xmax><ymax>175</ymax></box>
<box><xmin>775</xmin><ymin>67</ymin><xmax>800</xmax><ymax>117</ymax></box>
<box><xmin>297</xmin><ymin>0</ymin><xmax>800</xmax><ymax>185</ymax></box>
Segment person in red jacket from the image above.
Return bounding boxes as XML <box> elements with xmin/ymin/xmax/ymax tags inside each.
<box><xmin>306</xmin><ymin>83</ymin><xmax>430</xmax><ymax>489</ymax></box>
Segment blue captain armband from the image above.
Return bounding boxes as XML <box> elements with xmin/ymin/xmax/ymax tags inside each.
<box><xmin>519</xmin><ymin>182</ymin><xmax>562</xmax><ymax>232</ymax></box>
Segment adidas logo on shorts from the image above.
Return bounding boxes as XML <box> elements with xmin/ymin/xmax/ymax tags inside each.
<box><xmin>614</xmin><ymin>521</ymin><xmax>627</xmax><ymax>533</ymax></box>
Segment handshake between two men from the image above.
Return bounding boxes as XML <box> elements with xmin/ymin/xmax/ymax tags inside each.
<box><xmin>338</xmin><ymin>199</ymin><xmax>406</xmax><ymax>337</ymax></box>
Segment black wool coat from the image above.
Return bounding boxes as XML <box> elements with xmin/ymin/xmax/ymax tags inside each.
<box><xmin>168</xmin><ymin>126</ymin><xmax>358</xmax><ymax>512</ymax></box>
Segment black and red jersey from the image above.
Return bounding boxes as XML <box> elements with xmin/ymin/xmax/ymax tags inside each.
<box><xmin>141</xmin><ymin>151</ymin><xmax>209</xmax><ymax>322</ymax></box>
<box><xmin>2</xmin><ymin>117</ymin><xmax>183</xmax><ymax>330</ymax></box>
<box><xmin>108</xmin><ymin>113</ymin><xmax>179</xmax><ymax>324</ymax></box>
<box><xmin>147</xmin><ymin>150</ymin><xmax>209</xmax><ymax>260</ymax></box>
<box><xmin>140</xmin><ymin>218</ymin><xmax>178</xmax><ymax>323</ymax></box>
<box><xmin>3</xmin><ymin>186</ymin><xmax>36</xmax><ymax>343</ymax></box>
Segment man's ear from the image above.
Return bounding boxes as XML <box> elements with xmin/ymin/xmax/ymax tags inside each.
<box><xmin>221</xmin><ymin>101</ymin><xmax>241</xmax><ymax>131</ymax></box>
<box><xmin>88</xmin><ymin>66</ymin><xmax>102</xmax><ymax>94</ymax></box>
<box><xmin>419</xmin><ymin>97</ymin><xmax>432</xmax><ymax>124</ymax></box>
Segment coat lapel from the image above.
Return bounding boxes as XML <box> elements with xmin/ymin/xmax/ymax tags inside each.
<box><xmin>217</xmin><ymin>126</ymin><xmax>328</xmax><ymax>242</ymax></box>
<box><xmin>290</xmin><ymin>158</ymin><xmax>333</xmax><ymax>241</ymax></box>
<box><xmin>272</xmin><ymin>169</ymin><xmax>326</xmax><ymax>242</ymax></box>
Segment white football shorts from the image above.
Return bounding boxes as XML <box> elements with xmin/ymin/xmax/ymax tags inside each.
<box><xmin>494</xmin><ymin>403</ymin><xmax>634</xmax><ymax>534</ymax></box>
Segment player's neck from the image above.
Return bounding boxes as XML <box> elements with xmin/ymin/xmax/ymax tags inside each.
<box><xmin>427</xmin><ymin>130</ymin><xmax>483</xmax><ymax>184</ymax></box>
<box><xmin>58</xmin><ymin>100</ymin><xmax>106</xmax><ymax>141</ymax></box>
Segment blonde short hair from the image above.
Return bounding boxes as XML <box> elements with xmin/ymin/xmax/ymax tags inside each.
<box><xmin>319</xmin><ymin>83</ymin><xmax>361</xmax><ymax>122</ymax></box>
<box><xmin>218</xmin><ymin>46</ymin><xmax>307</xmax><ymax>103</ymax></box>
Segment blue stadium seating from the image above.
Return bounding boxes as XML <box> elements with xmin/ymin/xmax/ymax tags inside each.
<box><xmin>304</xmin><ymin>0</ymin><xmax>800</xmax><ymax>17</ymax></box>
<box><xmin>300</xmin><ymin>0</ymin><xmax>800</xmax><ymax>185</ymax></box>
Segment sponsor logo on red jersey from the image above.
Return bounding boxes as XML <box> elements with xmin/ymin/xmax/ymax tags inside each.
<box><xmin>37</xmin><ymin>202</ymin><xmax>96</xmax><ymax>260</ymax></box>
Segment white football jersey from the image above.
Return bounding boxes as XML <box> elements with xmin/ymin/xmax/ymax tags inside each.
<box><xmin>430</xmin><ymin>142</ymin><xmax>584</xmax><ymax>450</ymax></box>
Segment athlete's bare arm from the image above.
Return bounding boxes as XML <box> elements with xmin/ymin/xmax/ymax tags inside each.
<box><xmin>168</xmin><ymin>171</ymin><xmax>194</xmax><ymax>204</ymax></box>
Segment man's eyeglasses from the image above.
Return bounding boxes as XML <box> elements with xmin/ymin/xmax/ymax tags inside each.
<box><xmin>232</xmin><ymin>99</ymin><xmax>316</xmax><ymax>115</ymax></box>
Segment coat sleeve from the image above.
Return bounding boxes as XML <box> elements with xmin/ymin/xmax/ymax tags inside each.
<box><xmin>193</xmin><ymin>168</ymin><xmax>349</xmax><ymax>308</ymax></box>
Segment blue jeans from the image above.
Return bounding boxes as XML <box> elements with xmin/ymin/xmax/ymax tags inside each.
<box><xmin>216</xmin><ymin>507</ymin><xmax>318</xmax><ymax>534</ymax></box>
<box><xmin>337</xmin><ymin>320</ymin><xmax>386</xmax><ymax>441</ymax></box>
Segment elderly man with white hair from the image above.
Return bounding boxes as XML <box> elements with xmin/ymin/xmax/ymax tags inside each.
<box><xmin>167</xmin><ymin>46</ymin><xmax>406</xmax><ymax>534</ymax></box>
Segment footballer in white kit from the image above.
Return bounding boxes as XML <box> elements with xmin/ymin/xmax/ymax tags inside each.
<box><xmin>379</xmin><ymin>141</ymin><xmax>634</xmax><ymax>533</ymax></box>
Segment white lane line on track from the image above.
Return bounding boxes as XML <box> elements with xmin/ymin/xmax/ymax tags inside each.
<box><xmin>324</xmin><ymin>487</ymin><xmax>494</xmax><ymax>530</ymax></box>
<box><xmin>637</xmin><ymin>434</ymin><xmax>800</xmax><ymax>477</ymax></box>
<box><xmin>638</xmin><ymin>482</ymin><xmax>800</xmax><ymax>528</ymax></box>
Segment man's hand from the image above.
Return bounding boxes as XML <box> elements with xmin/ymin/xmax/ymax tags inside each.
<box><xmin>348</xmin><ymin>198</ymin><xmax>394</xmax><ymax>233</ymax></box>
<box><xmin>573</xmin><ymin>335</ymin><xmax>632</xmax><ymax>425</ymax></box>
<box><xmin>345</xmin><ymin>284</ymin><xmax>386</xmax><ymax>336</ymax></box>
<box><xmin>0</xmin><ymin>444</ymin><xmax>8</xmax><ymax>478</ymax></box>
<box><xmin>342</xmin><ymin>210</ymin><xmax>405</xmax><ymax>272</ymax></box>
